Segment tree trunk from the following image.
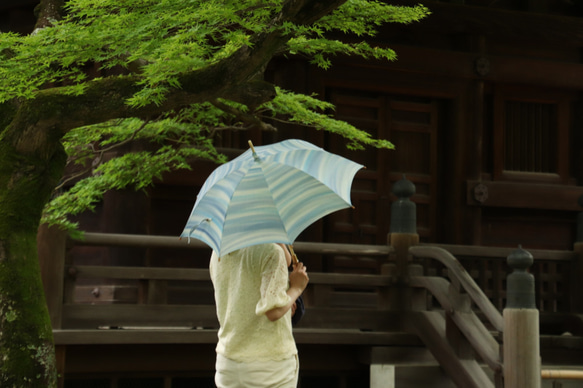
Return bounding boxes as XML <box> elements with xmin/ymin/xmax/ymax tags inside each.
<box><xmin>0</xmin><ymin>117</ymin><xmax>67</xmax><ymax>387</ymax></box>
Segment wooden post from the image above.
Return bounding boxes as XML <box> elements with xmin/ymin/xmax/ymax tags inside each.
<box><xmin>387</xmin><ymin>176</ymin><xmax>419</xmax><ymax>311</ymax></box>
<box><xmin>370</xmin><ymin>364</ymin><xmax>395</xmax><ymax>388</ymax></box>
<box><xmin>389</xmin><ymin>175</ymin><xmax>419</xmax><ymax>279</ymax></box>
<box><xmin>372</xmin><ymin>176</ymin><xmax>418</xmax><ymax>388</ymax></box>
<box><xmin>573</xmin><ymin>195</ymin><xmax>583</xmax><ymax>313</ymax></box>
<box><xmin>503</xmin><ymin>246</ymin><xmax>541</xmax><ymax>388</ymax></box>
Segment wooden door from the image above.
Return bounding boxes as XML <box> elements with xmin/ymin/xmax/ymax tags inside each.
<box><xmin>323</xmin><ymin>87</ymin><xmax>442</xmax><ymax>272</ymax></box>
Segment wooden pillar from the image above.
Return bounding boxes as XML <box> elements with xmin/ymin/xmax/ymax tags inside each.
<box><xmin>503</xmin><ymin>246</ymin><xmax>541</xmax><ymax>388</ymax></box>
<box><xmin>574</xmin><ymin>195</ymin><xmax>583</xmax><ymax>313</ymax></box>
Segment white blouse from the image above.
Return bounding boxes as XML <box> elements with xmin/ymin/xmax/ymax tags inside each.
<box><xmin>209</xmin><ymin>243</ymin><xmax>297</xmax><ymax>362</ymax></box>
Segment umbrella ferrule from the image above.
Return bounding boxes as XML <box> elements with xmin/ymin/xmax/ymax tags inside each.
<box><xmin>248</xmin><ymin>140</ymin><xmax>260</xmax><ymax>162</ymax></box>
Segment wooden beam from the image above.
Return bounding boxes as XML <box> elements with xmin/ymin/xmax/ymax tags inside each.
<box><xmin>61</xmin><ymin>304</ymin><xmax>219</xmax><ymax>329</ymax></box>
<box><xmin>73</xmin><ymin>232</ymin><xmax>392</xmax><ymax>256</ymax></box>
<box><xmin>387</xmin><ymin>0</ymin><xmax>583</xmax><ymax>45</ymax></box>
<box><xmin>466</xmin><ymin>180</ymin><xmax>583</xmax><ymax>211</ymax></box>
<box><xmin>53</xmin><ymin>328</ymin><xmax>422</xmax><ymax>346</ymax></box>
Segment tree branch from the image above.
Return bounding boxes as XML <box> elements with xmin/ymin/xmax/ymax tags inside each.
<box><xmin>35</xmin><ymin>0</ymin><xmax>66</xmax><ymax>30</ymax></box>
<box><xmin>18</xmin><ymin>0</ymin><xmax>348</xmax><ymax>138</ymax></box>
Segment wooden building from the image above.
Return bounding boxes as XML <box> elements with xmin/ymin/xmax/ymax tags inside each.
<box><xmin>4</xmin><ymin>0</ymin><xmax>583</xmax><ymax>386</ymax></box>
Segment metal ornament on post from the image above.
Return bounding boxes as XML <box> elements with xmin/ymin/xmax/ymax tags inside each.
<box><xmin>389</xmin><ymin>175</ymin><xmax>417</xmax><ymax>234</ymax></box>
<box><xmin>503</xmin><ymin>245</ymin><xmax>541</xmax><ymax>388</ymax></box>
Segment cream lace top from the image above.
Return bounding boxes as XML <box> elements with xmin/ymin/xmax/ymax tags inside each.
<box><xmin>209</xmin><ymin>243</ymin><xmax>297</xmax><ymax>362</ymax></box>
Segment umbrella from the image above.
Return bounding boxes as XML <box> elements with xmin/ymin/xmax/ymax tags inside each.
<box><xmin>180</xmin><ymin>138</ymin><xmax>364</xmax><ymax>258</ymax></box>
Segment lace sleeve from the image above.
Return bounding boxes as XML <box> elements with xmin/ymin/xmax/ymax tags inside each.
<box><xmin>255</xmin><ymin>247</ymin><xmax>291</xmax><ymax>316</ymax></box>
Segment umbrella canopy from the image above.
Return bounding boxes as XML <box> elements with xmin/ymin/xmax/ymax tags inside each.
<box><xmin>180</xmin><ymin>139</ymin><xmax>364</xmax><ymax>257</ymax></box>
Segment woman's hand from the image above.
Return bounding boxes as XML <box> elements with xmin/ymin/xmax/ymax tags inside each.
<box><xmin>265</xmin><ymin>262</ymin><xmax>309</xmax><ymax>322</ymax></box>
<box><xmin>289</xmin><ymin>262</ymin><xmax>309</xmax><ymax>293</ymax></box>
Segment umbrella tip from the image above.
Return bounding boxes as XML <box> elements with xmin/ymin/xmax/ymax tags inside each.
<box><xmin>248</xmin><ymin>140</ymin><xmax>260</xmax><ymax>161</ymax></box>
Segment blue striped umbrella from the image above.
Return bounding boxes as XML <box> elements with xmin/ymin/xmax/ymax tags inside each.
<box><xmin>180</xmin><ymin>139</ymin><xmax>364</xmax><ymax>257</ymax></box>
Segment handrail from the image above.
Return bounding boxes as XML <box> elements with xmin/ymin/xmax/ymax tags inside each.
<box><xmin>418</xmin><ymin>242</ymin><xmax>574</xmax><ymax>261</ymax></box>
<box><xmin>67</xmin><ymin>265</ymin><xmax>392</xmax><ymax>286</ymax></box>
<box><xmin>541</xmin><ymin>369</ymin><xmax>583</xmax><ymax>379</ymax></box>
<box><xmin>409</xmin><ymin>245</ymin><xmax>504</xmax><ymax>332</ymax></box>
<box><xmin>410</xmin><ymin>276</ymin><xmax>502</xmax><ymax>372</ymax></box>
<box><xmin>73</xmin><ymin>232</ymin><xmax>393</xmax><ymax>256</ymax></box>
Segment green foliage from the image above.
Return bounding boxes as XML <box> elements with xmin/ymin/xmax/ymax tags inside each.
<box><xmin>0</xmin><ymin>0</ymin><xmax>429</xmax><ymax>230</ymax></box>
<box><xmin>0</xmin><ymin>0</ymin><xmax>429</xmax><ymax>104</ymax></box>
<box><xmin>261</xmin><ymin>87</ymin><xmax>395</xmax><ymax>150</ymax></box>
<box><xmin>43</xmin><ymin>116</ymin><xmax>227</xmax><ymax>230</ymax></box>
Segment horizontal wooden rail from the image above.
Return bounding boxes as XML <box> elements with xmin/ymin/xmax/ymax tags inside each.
<box><xmin>68</xmin><ymin>265</ymin><xmax>392</xmax><ymax>287</ymax></box>
<box><xmin>68</xmin><ymin>266</ymin><xmax>211</xmax><ymax>281</ymax></box>
<box><xmin>72</xmin><ymin>232</ymin><xmax>393</xmax><ymax>256</ymax></box>
<box><xmin>541</xmin><ymin>369</ymin><xmax>583</xmax><ymax>379</ymax></box>
<box><xmin>52</xmin><ymin>328</ymin><xmax>422</xmax><ymax>346</ymax></box>
<box><xmin>421</xmin><ymin>243</ymin><xmax>575</xmax><ymax>261</ymax></box>
<box><xmin>410</xmin><ymin>245</ymin><xmax>504</xmax><ymax>332</ymax></box>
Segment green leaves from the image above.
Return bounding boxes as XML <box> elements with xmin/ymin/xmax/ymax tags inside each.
<box><xmin>44</xmin><ymin>116</ymin><xmax>227</xmax><ymax>230</ymax></box>
<box><xmin>2</xmin><ymin>0</ymin><xmax>427</xmax><ymax>229</ymax></box>
<box><xmin>261</xmin><ymin>88</ymin><xmax>395</xmax><ymax>150</ymax></box>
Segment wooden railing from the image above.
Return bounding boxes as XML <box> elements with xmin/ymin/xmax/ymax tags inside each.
<box><xmin>39</xmin><ymin>227</ymin><xmax>583</xmax><ymax>388</ymax></box>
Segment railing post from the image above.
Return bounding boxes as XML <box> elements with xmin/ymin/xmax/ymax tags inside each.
<box><xmin>503</xmin><ymin>246</ymin><xmax>541</xmax><ymax>388</ymax></box>
<box><xmin>573</xmin><ymin>195</ymin><xmax>583</xmax><ymax>313</ymax></box>
<box><xmin>372</xmin><ymin>176</ymin><xmax>419</xmax><ymax>388</ymax></box>
<box><xmin>388</xmin><ymin>175</ymin><xmax>419</xmax><ymax>280</ymax></box>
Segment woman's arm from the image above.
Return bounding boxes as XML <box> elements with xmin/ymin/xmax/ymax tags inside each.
<box><xmin>265</xmin><ymin>261</ymin><xmax>309</xmax><ymax>322</ymax></box>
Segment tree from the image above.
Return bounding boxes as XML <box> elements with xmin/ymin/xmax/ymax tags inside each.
<box><xmin>0</xmin><ymin>0</ymin><xmax>429</xmax><ymax>385</ymax></box>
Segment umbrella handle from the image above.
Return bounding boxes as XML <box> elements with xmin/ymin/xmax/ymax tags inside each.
<box><xmin>288</xmin><ymin>244</ymin><xmax>299</xmax><ymax>265</ymax></box>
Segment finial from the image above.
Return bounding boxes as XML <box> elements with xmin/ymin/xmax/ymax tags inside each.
<box><xmin>505</xmin><ymin>245</ymin><xmax>536</xmax><ymax>309</ymax></box>
<box><xmin>389</xmin><ymin>174</ymin><xmax>417</xmax><ymax>234</ymax></box>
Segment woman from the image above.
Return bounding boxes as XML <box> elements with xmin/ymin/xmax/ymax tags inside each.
<box><xmin>209</xmin><ymin>243</ymin><xmax>309</xmax><ymax>387</ymax></box>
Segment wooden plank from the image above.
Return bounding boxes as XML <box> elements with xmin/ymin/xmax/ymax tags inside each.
<box><xmin>69</xmin><ymin>265</ymin><xmax>211</xmax><ymax>281</ymax></box>
<box><xmin>53</xmin><ymin>328</ymin><xmax>421</xmax><ymax>346</ymax></box>
<box><xmin>308</xmin><ymin>273</ymin><xmax>391</xmax><ymax>287</ymax></box>
<box><xmin>53</xmin><ymin>328</ymin><xmax>219</xmax><ymax>345</ymax></box>
<box><xmin>61</xmin><ymin>304</ymin><xmax>218</xmax><ymax>329</ymax></box>
<box><xmin>296</xmin><ymin>308</ymin><xmax>400</xmax><ymax>331</ymax></box>
<box><xmin>74</xmin><ymin>232</ymin><xmax>392</xmax><ymax>256</ymax></box>
<box><xmin>70</xmin><ymin>266</ymin><xmax>391</xmax><ymax>287</ymax></box>
<box><xmin>293</xmin><ymin>329</ymin><xmax>421</xmax><ymax>346</ymax></box>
